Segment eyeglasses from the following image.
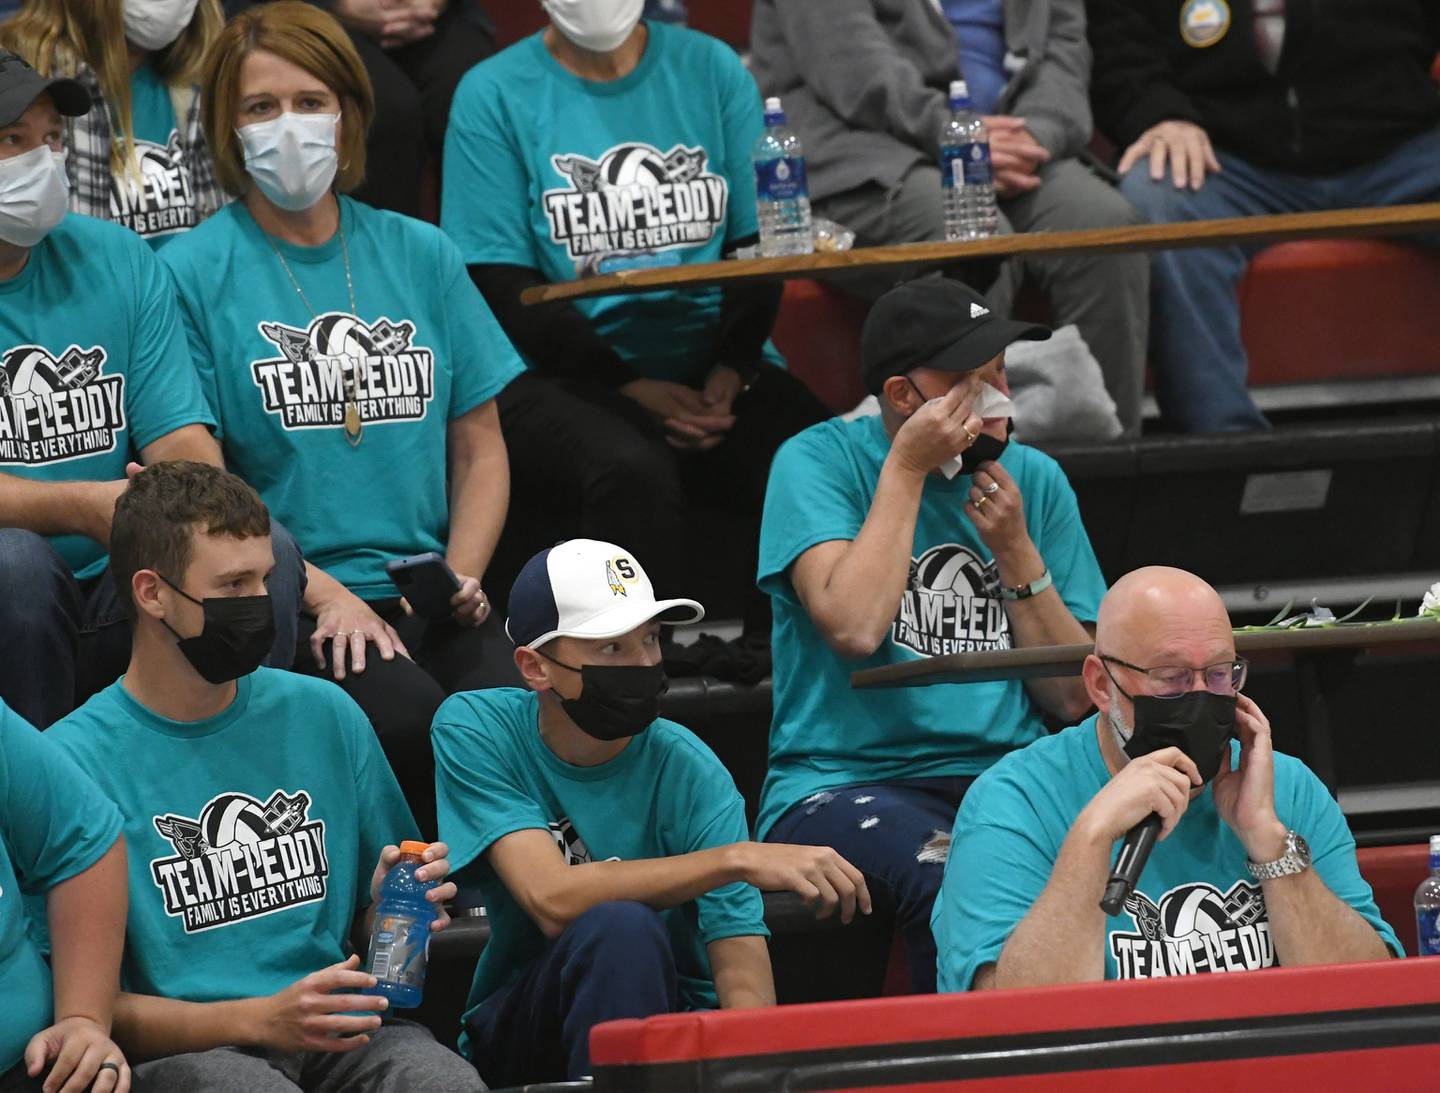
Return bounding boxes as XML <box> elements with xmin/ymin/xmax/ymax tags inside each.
<box><xmin>1099</xmin><ymin>654</ymin><xmax>1248</xmax><ymax>699</ymax></box>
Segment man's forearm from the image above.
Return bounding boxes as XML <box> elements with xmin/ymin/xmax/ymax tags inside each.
<box><xmin>47</xmin><ymin>839</ymin><xmax>128</xmax><ymax>1029</ymax></box>
<box><xmin>988</xmin><ymin>825</ymin><xmax>1111</xmax><ymax>989</ymax></box>
<box><xmin>709</xmin><ymin>935</ymin><xmax>776</xmax><ymax>1008</ymax></box>
<box><xmin>1262</xmin><ymin>868</ymin><xmax>1393</xmax><ymax>967</ymax></box>
<box><xmin>113</xmin><ymin>993</ymin><xmax>264</xmax><ymax>1061</ymax></box>
<box><xmin>0</xmin><ymin>473</ymin><xmax>115</xmax><ymax>541</ymax></box>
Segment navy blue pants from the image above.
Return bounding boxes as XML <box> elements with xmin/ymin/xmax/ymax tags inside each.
<box><xmin>767</xmin><ymin>777</ymin><xmax>973</xmax><ymax>993</ymax></box>
<box><xmin>465</xmin><ymin>901</ymin><xmax>678</xmax><ymax>1085</ymax></box>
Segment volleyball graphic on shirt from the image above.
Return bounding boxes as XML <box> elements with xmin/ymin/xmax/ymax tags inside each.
<box><xmin>110</xmin><ymin>130</ymin><xmax>197</xmax><ymax>240</ymax></box>
<box><xmin>251</xmin><ymin>312</ymin><xmax>436</xmax><ymax>432</ymax></box>
<box><xmin>544</xmin><ymin>141</ymin><xmax>729</xmax><ymax>269</ymax></box>
<box><xmin>1110</xmin><ymin>879</ymin><xmax>1274</xmax><ymax>978</ymax></box>
<box><xmin>548</xmin><ymin>816</ymin><xmax>594</xmax><ymax>866</ymax></box>
<box><xmin>150</xmin><ymin>788</ymin><xmax>330</xmax><ymax>934</ymax></box>
<box><xmin>891</xmin><ymin>543</ymin><xmax>1009</xmax><ymax>657</ymax></box>
<box><xmin>0</xmin><ymin>343</ymin><xmax>125</xmax><ymax>466</ymax></box>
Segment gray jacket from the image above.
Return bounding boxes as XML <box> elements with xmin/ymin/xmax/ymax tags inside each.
<box><xmin>750</xmin><ymin>0</ymin><xmax>1093</xmax><ymax>200</ymax></box>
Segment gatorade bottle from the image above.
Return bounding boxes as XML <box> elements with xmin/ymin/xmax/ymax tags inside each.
<box><xmin>362</xmin><ymin>841</ymin><xmax>437</xmax><ymax>1008</ymax></box>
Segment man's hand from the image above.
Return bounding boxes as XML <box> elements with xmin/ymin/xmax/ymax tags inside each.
<box><xmin>620</xmin><ymin>377</ymin><xmax>734</xmax><ymax>451</ymax></box>
<box><xmin>309</xmin><ymin>586</ymin><xmax>408</xmax><ymax>681</ymax></box>
<box><xmin>701</xmin><ymin>365</ymin><xmax>746</xmax><ymax>419</ymax></box>
<box><xmin>983</xmin><ymin>116</ymin><xmax>1048</xmax><ymax>197</ymax></box>
<box><xmin>254</xmin><ymin>956</ymin><xmax>385</xmax><ymax>1054</ymax></box>
<box><xmin>23</xmin><ymin>1016</ymin><xmax>129</xmax><ymax>1093</ymax></box>
<box><xmin>965</xmin><ymin>460</ymin><xmax>1033</xmax><ymax>562</ymax></box>
<box><xmin>332</xmin><ymin>0</ymin><xmax>442</xmax><ymax>49</ymax></box>
<box><xmin>1118</xmin><ymin>119</ymin><xmax>1221</xmax><ymax>191</ymax></box>
<box><xmin>1076</xmin><ymin>746</ymin><xmax>1203</xmax><ymax>844</ymax></box>
<box><xmin>890</xmin><ymin>379</ymin><xmax>985</xmax><ymax>479</ymax></box>
<box><xmin>730</xmin><ymin>842</ymin><xmax>872</xmax><ymax>924</ymax></box>
<box><xmin>79</xmin><ymin>462</ymin><xmax>144</xmax><ymax>547</ymax></box>
<box><xmin>369</xmin><ymin>842</ymin><xmax>458</xmax><ymax>932</ymax></box>
<box><xmin>445</xmin><ymin>573</ymin><xmax>490</xmax><ymax>628</ymax></box>
<box><xmin>1212</xmin><ymin>694</ymin><xmax>1287</xmax><ymax>862</ymax></box>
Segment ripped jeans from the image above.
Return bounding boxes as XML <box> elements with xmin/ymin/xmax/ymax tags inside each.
<box><xmin>765</xmin><ymin>776</ymin><xmax>974</xmax><ymax>993</ymax></box>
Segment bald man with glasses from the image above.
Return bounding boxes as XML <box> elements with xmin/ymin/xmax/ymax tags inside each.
<box><xmin>932</xmin><ymin>565</ymin><xmax>1400</xmax><ymax>991</ymax></box>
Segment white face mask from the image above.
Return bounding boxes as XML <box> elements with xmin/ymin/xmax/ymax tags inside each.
<box><xmin>237</xmin><ymin>112</ymin><xmax>340</xmax><ymax>213</ymax></box>
<box><xmin>123</xmin><ymin>0</ymin><xmax>202</xmax><ymax>52</ymax></box>
<box><xmin>543</xmin><ymin>0</ymin><xmax>644</xmax><ymax>53</ymax></box>
<box><xmin>0</xmin><ymin>144</ymin><xmax>69</xmax><ymax>249</ymax></box>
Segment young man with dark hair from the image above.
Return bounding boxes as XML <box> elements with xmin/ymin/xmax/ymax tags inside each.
<box><xmin>47</xmin><ymin>461</ymin><xmax>479</xmax><ymax>1092</ymax></box>
<box><xmin>0</xmin><ymin>54</ymin><xmax>303</xmax><ymax>729</ymax></box>
<box><xmin>433</xmin><ymin>539</ymin><xmax>870</xmax><ymax>1086</ymax></box>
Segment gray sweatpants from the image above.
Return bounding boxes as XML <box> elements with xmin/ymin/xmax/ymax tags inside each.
<box><xmin>819</xmin><ymin>156</ymin><xmax>1150</xmax><ymax>437</ymax></box>
<box><xmin>130</xmin><ymin>1021</ymin><xmax>483</xmax><ymax>1093</ymax></box>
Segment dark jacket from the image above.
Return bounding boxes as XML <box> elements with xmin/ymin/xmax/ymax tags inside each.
<box><xmin>1087</xmin><ymin>0</ymin><xmax>1440</xmax><ymax>173</ymax></box>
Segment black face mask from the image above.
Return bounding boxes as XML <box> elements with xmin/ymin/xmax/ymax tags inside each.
<box><xmin>906</xmin><ymin>378</ymin><xmax>1013</xmax><ymax>474</ymax></box>
<box><xmin>543</xmin><ymin>655</ymin><xmax>668</xmax><ymax>742</ymax></box>
<box><xmin>159</xmin><ymin>575</ymin><xmax>276</xmax><ymax>685</ymax></box>
<box><xmin>1121</xmin><ymin>690</ymin><xmax>1238</xmax><ymax>784</ymax></box>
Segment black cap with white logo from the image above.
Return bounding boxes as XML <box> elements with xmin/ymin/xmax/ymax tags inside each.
<box><xmin>0</xmin><ymin>51</ymin><xmax>89</xmax><ymax>129</ymax></box>
<box><xmin>860</xmin><ymin>277</ymin><xmax>1050</xmax><ymax>395</ymax></box>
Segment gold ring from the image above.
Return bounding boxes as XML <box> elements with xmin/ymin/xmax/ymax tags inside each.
<box><xmin>973</xmin><ymin>495</ymin><xmax>990</xmax><ymax>508</ymax></box>
<box><xmin>963</xmin><ymin>427</ymin><xmax>978</xmax><ymax>443</ymax></box>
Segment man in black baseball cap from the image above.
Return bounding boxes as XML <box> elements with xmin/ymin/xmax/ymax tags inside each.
<box><xmin>753</xmin><ymin>275</ymin><xmax>1107</xmax><ymax>992</ymax></box>
<box><xmin>0</xmin><ymin>50</ymin><xmax>89</xmax><ymax>129</ymax></box>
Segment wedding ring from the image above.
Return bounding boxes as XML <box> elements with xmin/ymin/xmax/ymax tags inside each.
<box><xmin>983</xmin><ymin>482</ymin><xmax>1000</xmax><ymax>495</ymax></box>
<box><xmin>973</xmin><ymin>495</ymin><xmax>990</xmax><ymax>509</ymax></box>
<box><xmin>98</xmin><ymin>1063</ymin><xmax>121</xmax><ymax>1075</ymax></box>
<box><xmin>963</xmin><ymin>427</ymin><xmax>978</xmax><ymax>443</ymax></box>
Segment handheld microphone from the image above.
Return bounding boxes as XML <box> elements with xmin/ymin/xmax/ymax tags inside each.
<box><xmin>1099</xmin><ymin>813</ymin><xmax>1162</xmax><ymax>916</ymax></box>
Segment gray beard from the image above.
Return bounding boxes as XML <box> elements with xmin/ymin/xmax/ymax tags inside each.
<box><xmin>1107</xmin><ymin>694</ymin><xmax>1134</xmax><ymax>754</ymax></box>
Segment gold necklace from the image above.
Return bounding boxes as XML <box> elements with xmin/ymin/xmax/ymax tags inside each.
<box><xmin>263</xmin><ymin>219</ymin><xmax>363</xmax><ymax>447</ymax></box>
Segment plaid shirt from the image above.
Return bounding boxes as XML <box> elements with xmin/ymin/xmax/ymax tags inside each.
<box><xmin>64</xmin><ymin>63</ymin><xmax>228</xmax><ymax>227</ymax></box>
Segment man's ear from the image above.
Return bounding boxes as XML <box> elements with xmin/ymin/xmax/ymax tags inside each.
<box><xmin>1081</xmin><ymin>653</ymin><xmax>1112</xmax><ymax>714</ymax></box>
<box><xmin>515</xmin><ymin>647</ymin><xmax>552</xmax><ymax>693</ymax></box>
<box><xmin>881</xmin><ymin>374</ymin><xmax>919</xmax><ymax>417</ymax></box>
<box><xmin>132</xmin><ymin>569</ymin><xmax>167</xmax><ymax>622</ymax></box>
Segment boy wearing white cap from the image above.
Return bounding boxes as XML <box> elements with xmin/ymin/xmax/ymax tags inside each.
<box><xmin>432</xmin><ymin>539</ymin><xmax>870</xmax><ymax>1086</ymax></box>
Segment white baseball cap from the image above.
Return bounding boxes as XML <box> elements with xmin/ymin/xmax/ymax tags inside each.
<box><xmin>505</xmin><ymin>539</ymin><xmax>704</xmax><ymax>648</ymax></box>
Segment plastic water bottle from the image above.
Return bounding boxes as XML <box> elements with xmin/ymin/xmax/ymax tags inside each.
<box><xmin>753</xmin><ymin>97</ymin><xmax>813</xmax><ymax>258</ymax></box>
<box><xmin>1417</xmin><ymin>834</ymin><xmax>1440</xmax><ymax>956</ymax></box>
<box><xmin>940</xmin><ymin>80</ymin><xmax>998</xmax><ymax>240</ymax></box>
<box><xmin>363</xmin><ymin>841</ymin><xmax>437</xmax><ymax>1007</ymax></box>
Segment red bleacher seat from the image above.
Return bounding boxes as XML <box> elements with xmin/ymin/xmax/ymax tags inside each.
<box><xmin>770</xmin><ymin>279</ymin><xmax>868</xmax><ymax>414</ymax></box>
<box><xmin>488</xmin><ymin>3</ymin><xmax>545</xmax><ymax>48</ymax></box>
<box><xmin>687</xmin><ymin>0</ymin><xmax>752</xmax><ymax>48</ymax></box>
<box><xmin>1357</xmin><ymin>842</ymin><xmax>1428</xmax><ymax>956</ymax></box>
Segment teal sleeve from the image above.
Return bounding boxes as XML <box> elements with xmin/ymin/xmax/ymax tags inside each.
<box><xmin>432</xmin><ymin>716</ymin><xmax>550</xmax><ymax>875</ymax></box>
<box><xmin>716</xmin><ymin>43</ymin><xmax>764</xmax><ymax>244</ymax></box>
<box><xmin>687</xmin><ymin>797</ymin><xmax>768</xmax><ymax>945</ymax></box>
<box><xmin>438</xmin><ymin>234</ymin><xmax>525</xmax><ymax>420</ymax></box>
<box><xmin>934</xmin><ymin>787</ymin><xmax>1056</xmax><ymax>992</ymax></box>
<box><xmin>124</xmin><ymin>237</ymin><xmax>216</xmax><ymax>451</ymax></box>
<box><xmin>161</xmin><ymin>257</ymin><xmax>224</xmax><ymax>441</ymax></box>
<box><xmin>757</xmin><ymin>427</ymin><xmax>864</xmax><ymax>604</ymax></box>
<box><xmin>1</xmin><ymin>702</ymin><xmax>122</xmax><ymax>895</ymax></box>
<box><xmin>1030</xmin><ymin>456</ymin><xmax>1106</xmax><ymax>623</ymax></box>
<box><xmin>1280</xmin><ymin>757</ymin><xmax>1404</xmax><ymax>957</ymax></box>
<box><xmin>348</xmin><ymin>698</ymin><xmax>421</xmax><ymax>911</ymax></box>
<box><xmin>441</xmin><ymin>71</ymin><xmax>538</xmax><ymax>267</ymax></box>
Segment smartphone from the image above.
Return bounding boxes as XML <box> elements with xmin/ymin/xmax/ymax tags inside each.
<box><xmin>385</xmin><ymin>552</ymin><xmax>461</xmax><ymax>620</ymax></box>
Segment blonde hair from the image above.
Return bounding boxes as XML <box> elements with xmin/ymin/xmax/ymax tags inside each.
<box><xmin>203</xmin><ymin>1</ymin><xmax>373</xmax><ymax>198</ymax></box>
<box><xmin>0</xmin><ymin>0</ymin><xmax>223</xmax><ymax>178</ymax></box>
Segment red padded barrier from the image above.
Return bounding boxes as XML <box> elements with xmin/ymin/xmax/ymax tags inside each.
<box><xmin>1239</xmin><ymin>240</ymin><xmax>1440</xmax><ymax>386</ymax></box>
<box><xmin>1358</xmin><ymin>843</ymin><xmax>1428</xmax><ymax>956</ymax></box>
<box><xmin>592</xmin><ymin>957</ymin><xmax>1436</xmax><ymax>1066</ymax></box>
<box><xmin>771</xmin><ymin>279</ymin><xmax>869</xmax><ymax>413</ymax></box>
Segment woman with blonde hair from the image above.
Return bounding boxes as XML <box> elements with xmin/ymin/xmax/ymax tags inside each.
<box><xmin>162</xmin><ymin>1</ymin><xmax>522</xmax><ymax>844</ymax></box>
<box><xmin>0</xmin><ymin>0</ymin><xmax>227</xmax><ymax>245</ymax></box>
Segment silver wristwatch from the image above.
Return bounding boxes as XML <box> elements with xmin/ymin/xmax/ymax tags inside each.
<box><xmin>1246</xmin><ymin>830</ymin><xmax>1311</xmax><ymax>880</ymax></box>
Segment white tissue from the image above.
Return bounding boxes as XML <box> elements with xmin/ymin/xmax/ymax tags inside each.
<box><xmin>933</xmin><ymin>381</ymin><xmax>1013</xmax><ymax>479</ymax></box>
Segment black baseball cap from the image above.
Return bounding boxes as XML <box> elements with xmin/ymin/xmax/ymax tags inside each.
<box><xmin>0</xmin><ymin>51</ymin><xmax>89</xmax><ymax>129</ymax></box>
<box><xmin>860</xmin><ymin>277</ymin><xmax>1050</xmax><ymax>395</ymax></box>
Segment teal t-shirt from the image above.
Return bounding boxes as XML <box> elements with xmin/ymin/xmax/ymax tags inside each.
<box><xmin>441</xmin><ymin>22</ymin><xmax>784</xmax><ymax>384</ymax></box>
<box><xmin>932</xmin><ymin>717</ymin><xmax>1404</xmax><ymax>990</ymax></box>
<box><xmin>755</xmin><ymin>415</ymin><xmax>1107</xmax><ymax>838</ymax></box>
<box><xmin>113</xmin><ymin>64</ymin><xmax>199</xmax><ymax>246</ymax></box>
<box><xmin>0</xmin><ymin>699</ymin><xmax>122</xmax><ymax>1073</ymax></box>
<box><xmin>46</xmin><ymin>669</ymin><xmax>418</xmax><ymax>1003</ymax></box>
<box><xmin>162</xmin><ymin>197</ymin><xmax>524</xmax><ymax>598</ymax></box>
<box><xmin>0</xmin><ymin>213</ymin><xmax>216</xmax><ymax>579</ymax></box>
<box><xmin>433</xmin><ymin>687</ymin><xmax>768</xmax><ymax>1054</ymax></box>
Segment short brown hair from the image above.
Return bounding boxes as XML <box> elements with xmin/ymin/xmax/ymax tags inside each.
<box><xmin>201</xmin><ymin>0</ymin><xmax>373</xmax><ymax>198</ymax></box>
<box><xmin>110</xmin><ymin>462</ymin><xmax>271</xmax><ymax>621</ymax></box>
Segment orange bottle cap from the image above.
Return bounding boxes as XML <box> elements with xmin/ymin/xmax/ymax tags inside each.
<box><xmin>399</xmin><ymin>840</ymin><xmax>429</xmax><ymax>856</ymax></box>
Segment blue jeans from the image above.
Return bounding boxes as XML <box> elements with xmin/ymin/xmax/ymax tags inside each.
<box><xmin>0</xmin><ymin>524</ymin><xmax>305</xmax><ymax>728</ymax></box>
<box><xmin>766</xmin><ymin>776</ymin><xmax>974</xmax><ymax>994</ymax></box>
<box><xmin>1120</xmin><ymin>123</ymin><xmax>1440</xmax><ymax>433</ymax></box>
<box><xmin>464</xmin><ymin>901</ymin><xmax>677</xmax><ymax>1085</ymax></box>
